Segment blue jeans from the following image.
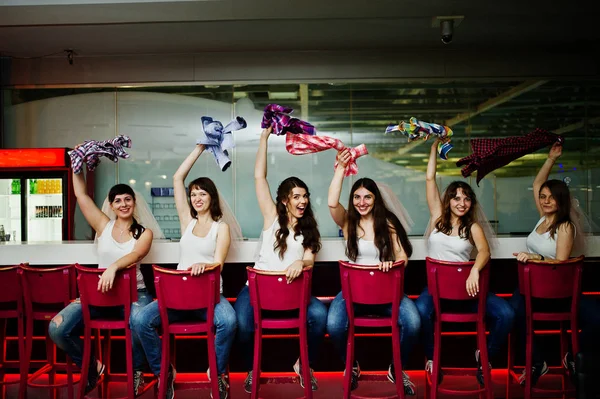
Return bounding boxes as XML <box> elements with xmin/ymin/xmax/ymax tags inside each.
<box><xmin>234</xmin><ymin>286</ymin><xmax>328</xmax><ymax>371</ymax></box>
<box><xmin>509</xmin><ymin>291</ymin><xmax>600</xmax><ymax>364</ymax></box>
<box><xmin>327</xmin><ymin>291</ymin><xmax>421</xmax><ymax>366</ymax></box>
<box><xmin>48</xmin><ymin>289</ymin><xmax>153</xmax><ymax>372</ymax></box>
<box><xmin>130</xmin><ymin>295</ymin><xmax>236</xmax><ymax>375</ymax></box>
<box><xmin>415</xmin><ymin>287</ymin><xmax>515</xmax><ymax>361</ymax></box>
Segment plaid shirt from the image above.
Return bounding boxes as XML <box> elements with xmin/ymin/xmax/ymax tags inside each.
<box><xmin>196</xmin><ymin>116</ymin><xmax>247</xmax><ymax>172</ymax></box>
<box><xmin>68</xmin><ymin>135</ymin><xmax>132</xmax><ymax>174</ymax></box>
<box><xmin>261</xmin><ymin>104</ymin><xmax>315</xmax><ymax>136</ymax></box>
<box><xmin>456</xmin><ymin>128</ymin><xmax>564</xmax><ymax>185</ymax></box>
<box><xmin>285</xmin><ymin>133</ymin><xmax>368</xmax><ymax>176</ymax></box>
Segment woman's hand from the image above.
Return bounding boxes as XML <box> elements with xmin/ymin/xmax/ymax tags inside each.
<box><xmin>284</xmin><ymin>260</ymin><xmax>304</xmax><ymax>283</ymax></box>
<box><xmin>187</xmin><ymin>263</ymin><xmax>207</xmax><ymax>276</ymax></box>
<box><xmin>513</xmin><ymin>252</ymin><xmax>540</xmax><ymax>263</ymax></box>
<box><xmin>336</xmin><ymin>149</ymin><xmax>352</xmax><ymax>170</ymax></box>
<box><xmin>261</xmin><ymin>126</ymin><xmax>272</xmax><ymax>139</ymax></box>
<box><xmin>548</xmin><ymin>143</ymin><xmax>562</xmax><ymax>161</ymax></box>
<box><xmin>466</xmin><ymin>268</ymin><xmax>480</xmax><ymax>297</ymax></box>
<box><xmin>378</xmin><ymin>261</ymin><xmax>393</xmax><ymax>272</ymax></box>
<box><xmin>97</xmin><ymin>265</ymin><xmax>118</xmax><ymax>293</ymax></box>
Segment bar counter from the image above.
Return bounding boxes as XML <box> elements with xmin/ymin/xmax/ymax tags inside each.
<box><xmin>2</xmin><ymin>236</ymin><xmax>599</xmax><ymax>265</ymax></box>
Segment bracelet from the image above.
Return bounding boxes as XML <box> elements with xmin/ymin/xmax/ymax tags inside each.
<box><xmin>538</xmin><ymin>254</ymin><xmax>545</xmax><ymax>261</ymax></box>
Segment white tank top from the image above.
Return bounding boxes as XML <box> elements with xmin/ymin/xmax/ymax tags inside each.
<box><xmin>254</xmin><ymin>219</ymin><xmax>305</xmax><ymax>272</ymax></box>
<box><xmin>348</xmin><ymin>239</ymin><xmax>381</xmax><ymax>265</ymax></box>
<box><xmin>177</xmin><ymin>219</ymin><xmax>223</xmax><ymax>293</ymax></box>
<box><xmin>526</xmin><ymin>217</ymin><xmax>558</xmax><ymax>260</ymax></box>
<box><xmin>428</xmin><ymin>229</ymin><xmax>473</xmax><ymax>262</ymax></box>
<box><xmin>97</xmin><ymin>220</ymin><xmax>145</xmax><ymax>290</ymax></box>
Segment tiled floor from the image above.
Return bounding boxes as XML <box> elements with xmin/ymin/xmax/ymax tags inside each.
<box><xmin>2</xmin><ymin>370</ymin><xmax>577</xmax><ymax>398</ymax></box>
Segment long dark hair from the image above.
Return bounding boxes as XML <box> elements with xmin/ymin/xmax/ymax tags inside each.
<box><xmin>187</xmin><ymin>177</ymin><xmax>222</xmax><ymax>222</ymax></box>
<box><xmin>108</xmin><ymin>184</ymin><xmax>145</xmax><ymax>239</ymax></box>
<box><xmin>540</xmin><ymin>179</ymin><xmax>573</xmax><ymax>238</ymax></box>
<box><xmin>346</xmin><ymin>178</ymin><xmax>412</xmax><ymax>262</ymax></box>
<box><xmin>435</xmin><ymin>181</ymin><xmax>477</xmax><ymax>243</ymax></box>
<box><xmin>274</xmin><ymin>177</ymin><xmax>321</xmax><ymax>258</ymax></box>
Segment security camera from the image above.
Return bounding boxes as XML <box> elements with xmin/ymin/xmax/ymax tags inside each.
<box><xmin>440</xmin><ymin>19</ymin><xmax>454</xmax><ymax>44</ymax></box>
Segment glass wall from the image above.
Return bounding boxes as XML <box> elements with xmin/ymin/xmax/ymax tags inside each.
<box><xmin>3</xmin><ymin>80</ymin><xmax>600</xmax><ymax>239</ymax></box>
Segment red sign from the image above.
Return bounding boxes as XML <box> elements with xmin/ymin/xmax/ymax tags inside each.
<box><xmin>0</xmin><ymin>148</ymin><xmax>68</xmax><ymax>168</ymax></box>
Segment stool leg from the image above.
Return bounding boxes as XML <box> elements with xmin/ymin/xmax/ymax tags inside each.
<box><xmin>45</xmin><ymin>333</ymin><xmax>56</xmax><ymax>397</ymax></box>
<box><xmin>0</xmin><ymin>319</ymin><xmax>5</xmax><ymax>385</ymax></box>
<box><xmin>207</xmin><ymin>327</ymin><xmax>219</xmax><ymax>399</ymax></box>
<box><xmin>78</xmin><ymin>326</ymin><xmax>92</xmax><ymax>399</ymax></box>
<box><xmin>125</xmin><ymin>328</ymin><xmax>134</xmax><ymax>399</ymax></box>
<box><xmin>157</xmin><ymin>331</ymin><xmax>169</xmax><ymax>399</ymax></box>
<box><xmin>506</xmin><ymin>333</ymin><xmax>513</xmax><ymax>399</ymax></box>
<box><xmin>431</xmin><ymin>317</ymin><xmax>442</xmax><ymax>399</ymax></box>
<box><xmin>18</xmin><ymin>313</ymin><xmax>26</xmax><ymax>399</ymax></box>
<box><xmin>299</xmin><ymin>321</ymin><xmax>312</xmax><ymax>399</ymax></box>
<box><xmin>525</xmin><ymin>315</ymin><xmax>533</xmax><ymax>399</ymax></box>
<box><xmin>477</xmin><ymin>321</ymin><xmax>493</xmax><ymax>399</ymax></box>
<box><xmin>343</xmin><ymin>327</ymin><xmax>354</xmax><ymax>399</ymax></box>
<box><xmin>251</xmin><ymin>326</ymin><xmax>262</xmax><ymax>399</ymax></box>
<box><xmin>560</xmin><ymin>322</ymin><xmax>567</xmax><ymax>398</ymax></box>
<box><xmin>19</xmin><ymin>314</ymin><xmax>31</xmax><ymax>399</ymax></box>
<box><xmin>66</xmin><ymin>355</ymin><xmax>74</xmax><ymax>399</ymax></box>
<box><xmin>391</xmin><ymin>322</ymin><xmax>404</xmax><ymax>399</ymax></box>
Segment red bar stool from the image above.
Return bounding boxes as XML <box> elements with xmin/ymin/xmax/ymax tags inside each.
<box><xmin>339</xmin><ymin>260</ymin><xmax>406</xmax><ymax>399</ymax></box>
<box><xmin>247</xmin><ymin>266</ymin><xmax>313</xmax><ymax>399</ymax></box>
<box><xmin>0</xmin><ymin>265</ymin><xmax>25</xmax><ymax>399</ymax></box>
<box><xmin>76</xmin><ymin>263</ymin><xmax>138</xmax><ymax>399</ymax></box>
<box><xmin>425</xmin><ymin>257</ymin><xmax>492</xmax><ymax>399</ymax></box>
<box><xmin>507</xmin><ymin>255</ymin><xmax>583</xmax><ymax>399</ymax></box>
<box><xmin>153</xmin><ymin>264</ymin><xmax>223</xmax><ymax>399</ymax></box>
<box><xmin>19</xmin><ymin>264</ymin><xmax>80</xmax><ymax>399</ymax></box>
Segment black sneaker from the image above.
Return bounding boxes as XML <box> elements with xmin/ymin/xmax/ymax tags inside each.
<box><xmin>475</xmin><ymin>349</ymin><xmax>492</xmax><ymax>386</ymax></box>
<box><xmin>563</xmin><ymin>352</ymin><xmax>576</xmax><ymax>385</ymax></box>
<box><xmin>158</xmin><ymin>364</ymin><xmax>176</xmax><ymax>399</ymax></box>
<box><xmin>133</xmin><ymin>370</ymin><xmax>145</xmax><ymax>396</ymax></box>
<box><xmin>293</xmin><ymin>358</ymin><xmax>318</xmax><ymax>391</ymax></box>
<box><xmin>518</xmin><ymin>361</ymin><xmax>549</xmax><ymax>386</ymax></box>
<box><xmin>84</xmin><ymin>361</ymin><xmax>105</xmax><ymax>394</ymax></box>
<box><xmin>343</xmin><ymin>361</ymin><xmax>361</xmax><ymax>391</ymax></box>
<box><xmin>207</xmin><ymin>367</ymin><xmax>230</xmax><ymax>399</ymax></box>
<box><xmin>425</xmin><ymin>360</ymin><xmax>444</xmax><ymax>384</ymax></box>
<box><xmin>243</xmin><ymin>371</ymin><xmax>253</xmax><ymax>394</ymax></box>
<box><xmin>387</xmin><ymin>363</ymin><xmax>416</xmax><ymax>396</ymax></box>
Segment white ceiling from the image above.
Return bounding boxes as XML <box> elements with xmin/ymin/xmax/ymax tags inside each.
<box><xmin>1</xmin><ymin>0</ymin><xmax>598</xmax><ymax>57</ymax></box>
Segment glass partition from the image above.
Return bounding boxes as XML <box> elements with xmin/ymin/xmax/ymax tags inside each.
<box><xmin>3</xmin><ymin>80</ymin><xmax>600</xmax><ymax>239</ymax></box>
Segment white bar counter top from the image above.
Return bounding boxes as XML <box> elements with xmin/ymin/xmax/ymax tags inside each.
<box><xmin>2</xmin><ymin>236</ymin><xmax>599</xmax><ymax>266</ymax></box>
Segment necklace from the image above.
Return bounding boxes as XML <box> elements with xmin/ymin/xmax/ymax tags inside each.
<box><xmin>114</xmin><ymin>223</ymin><xmax>130</xmax><ymax>238</ymax></box>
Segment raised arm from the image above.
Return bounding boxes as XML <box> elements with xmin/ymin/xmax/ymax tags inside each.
<box><xmin>255</xmin><ymin>127</ymin><xmax>277</xmax><ymax>229</ymax></box>
<box><xmin>426</xmin><ymin>140</ymin><xmax>443</xmax><ymax>224</ymax></box>
<box><xmin>328</xmin><ymin>149</ymin><xmax>350</xmax><ymax>229</ymax></box>
<box><xmin>174</xmin><ymin>144</ymin><xmax>205</xmax><ymax>231</ymax></box>
<box><xmin>465</xmin><ymin>223</ymin><xmax>491</xmax><ymax>297</ymax></box>
<box><xmin>72</xmin><ymin>169</ymin><xmax>109</xmax><ymax>235</ymax></box>
<box><xmin>533</xmin><ymin>143</ymin><xmax>562</xmax><ymax>217</ymax></box>
<box><xmin>98</xmin><ymin>228</ymin><xmax>153</xmax><ymax>293</ymax></box>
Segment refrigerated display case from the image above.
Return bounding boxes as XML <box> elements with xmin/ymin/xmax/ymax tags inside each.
<box><xmin>0</xmin><ymin>148</ymin><xmax>81</xmax><ymax>241</ymax></box>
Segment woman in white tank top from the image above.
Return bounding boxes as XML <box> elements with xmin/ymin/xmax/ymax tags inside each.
<box><xmin>414</xmin><ymin>139</ymin><xmax>514</xmax><ymax>387</ymax></box>
<box><xmin>325</xmin><ymin>149</ymin><xmax>420</xmax><ymax>395</ymax></box>
<box><xmin>234</xmin><ymin>126</ymin><xmax>327</xmax><ymax>393</ymax></box>
<box><xmin>49</xmin><ymin>162</ymin><xmax>154</xmax><ymax>395</ymax></box>
<box><xmin>130</xmin><ymin>144</ymin><xmax>238</xmax><ymax>398</ymax></box>
<box><xmin>509</xmin><ymin>143</ymin><xmax>599</xmax><ymax>386</ymax></box>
